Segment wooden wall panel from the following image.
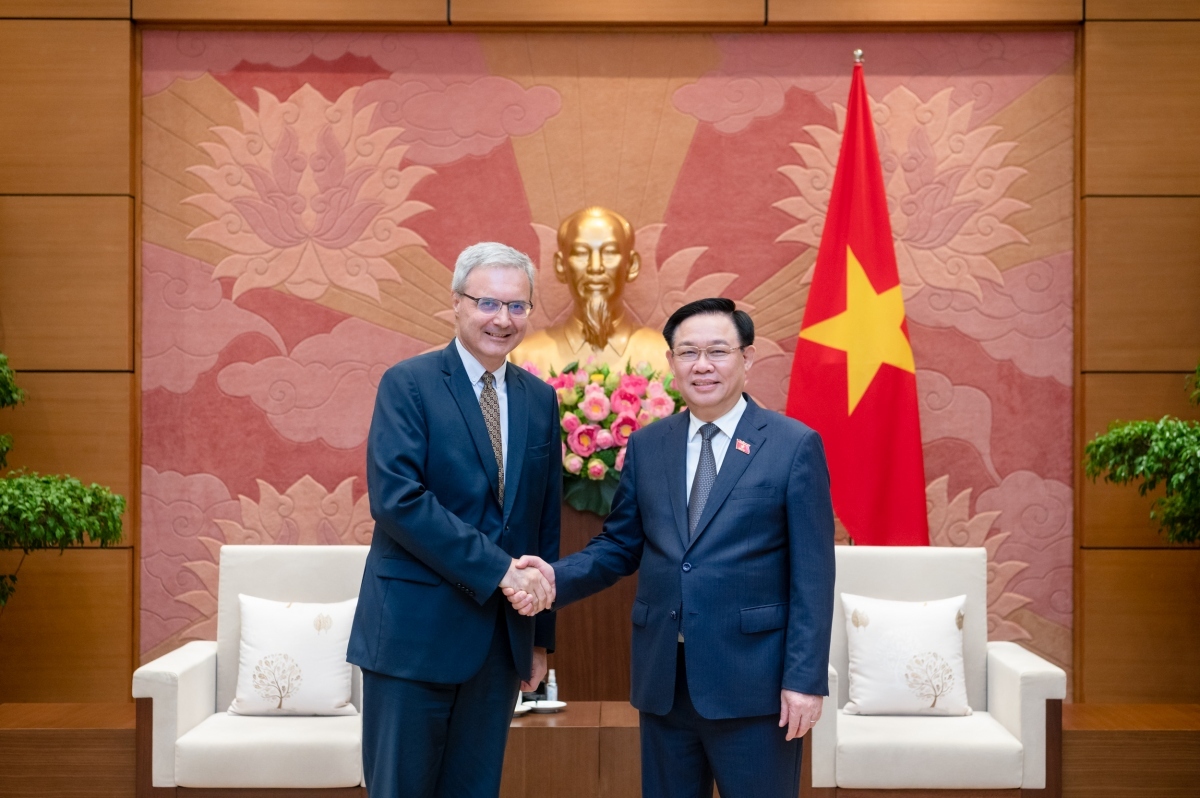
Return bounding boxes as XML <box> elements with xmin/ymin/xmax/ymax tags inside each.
<box><xmin>0</xmin><ymin>197</ymin><xmax>132</xmax><ymax>372</ymax></box>
<box><xmin>2</xmin><ymin>372</ymin><xmax>134</xmax><ymax>508</ymax></box>
<box><xmin>1083</xmin><ymin>197</ymin><xmax>1200</xmax><ymax>371</ymax></box>
<box><xmin>0</xmin><ymin>704</ymin><xmax>136</xmax><ymax>798</ymax></box>
<box><xmin>1080</xmin><ymin>549</ymin><xmax>1200</xmax><ymax>703</ymax></box>
<box><xmin>0</xmin><ymin>21</ymin><xmax>130</xmax><ymax>195</ymax></box>
<box><xmin>1081</xmin><ymin>373</ymin><xmax>1200</xmax><ymax>548</ymax></box>
<box><xmin>452</xmin><ymin>0</ymin><xmax>762</xmax><ymax>25</ymax></box>
<box><xmin>0</xmin><ymin>0</ymin><xmax>129</xmax><ymax>16</ymax></box>
<box><xmin>133</xmin><ymin>0</ymin><xmax>445</xmax><ymax>22</ymax></box>
<box><xmin>1084</xmin><ymin>22</ymin><xmax>1200</xmax><ymax>196</ymax></box>
<box><xmin>0</xmin><ymin>548</ymin><xmax>134</xmax><ymax>703</ymax></box>
<box><xmin>1087</xmin><ymin>1</ymin><xmax>1200</xmax><ymax>19</ymax></box>
<box><xmin>769</xmin><ymin>0</ymin><xmax>1080</xmax><ymax>23</ymax></box>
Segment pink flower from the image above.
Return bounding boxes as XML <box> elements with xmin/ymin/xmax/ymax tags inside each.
<box><xmin>580</xmin><ymin>391</ymin><xmax>611</xmax><ymax>421</ymax></box>
<box><xmin>573</xmin><ymin>370</ymin><xmax>590</xmax><ymax>387</ymax></box>
<box><xmin>637</xmin><ymin>409</ymin><xmax>654</xmax><ymax>427</ymax></box>
<box><xmin>561</xmin><ymin>412</ymin><xmax>581</xmax><ymax>433</ymax></box>
<box><xmin>615</xmin><ymin>446</ymin><xmax>627</xmax><ymax>471</ymax></box>
<box><xmin>646</xmin><ymin>379</ymin><xmax>667</xmax><ymax>398</ymax></box>
<box><xmin>595</xmin><ymin>429</ymin><xmax>615</xmax><ymax>450</ymax></box>
<box><xmin>521</xmin><ymin>361</ymin><xmax>543</xmax><ymax>378</ymax></box>
<box><xmin>583</xmin><ymin>381</ymin><xmax>606</xmax><ymax>396</ymax></box>
<box><xmin>562</xmin><ymin>442</ymin><xmax>567</xmax><ymax>460</ymax></box>
<box><xmin>564</xmin><ymin>453</ymin><xmax>584</xmax><ymax>474</ymax></box>
<box><xmin>610</xmin><ymin>388</ymin><xmax>641</xmax><ymax>416</ymax></box>
<box><xmin>546</xmin><ymin>373</ymin><xmax>572</xmax><ymax>390</ymax></box>
<box><xmin>610</xmin><ymin>414</ymin><xmax>639</xmax><ymax>446</ymax></box>
<box><xmin>618</xmin><ymin>373</ymin><xmax>649</xmax><ymax>397</ymax></box>
<box><xmin>647</xmin><ymin>394</ymin><xmax>676</xmax><ymax>418</ymax></box>
<box><xmin>567</xmin><ymin>424</ymin><xmax>599</xmax><ymax>457</ymax></box>
<box><xmin>586</xmin><ymin>458</ymin><xmax>608</xmax><ymax>480</ymax></box>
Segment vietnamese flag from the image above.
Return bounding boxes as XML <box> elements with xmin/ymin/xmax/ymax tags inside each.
<box><xmin>784</xmin><ymin>58</ymin><xmax>928</xmax><ymax>546</ymax></box>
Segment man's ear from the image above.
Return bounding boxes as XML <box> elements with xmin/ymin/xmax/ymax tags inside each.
<box><xmin>626</xmin><ymin>251</ymin><xmax>641</xmax><ymax>283</ymax></box>
<box><xmin>553</xmin><ymin>251</ymin><xmax>567</xmax><ymax>283</ymax></box>
<box><xmin>742</xmin><ymin>344</ymin><xmax>757</xmax><ymax>372</ymax></box>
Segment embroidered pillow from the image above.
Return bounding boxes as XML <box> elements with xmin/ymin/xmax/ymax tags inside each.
<box><xmin>229</xmin><ymin>594</ymin><xmax>358</xmax><ymax>716</ymax></box>
<box><xmin>841</xmin><ymin>593</ymin><xmax>971</xmax><ymax>716</ymax></box>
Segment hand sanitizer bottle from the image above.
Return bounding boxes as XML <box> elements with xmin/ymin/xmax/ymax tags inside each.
<box><xmin>544</xmin><ymin>669</ymin><xmax>558</xmax><ymax>702</ymax></box>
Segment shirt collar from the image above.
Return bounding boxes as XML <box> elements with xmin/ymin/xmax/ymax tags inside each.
<box><xmin>688</xmin><ymin>394</ymin><xmax>747</xmax><ymax>441</ymax></box>
<box><xmin>455</xmin><ymin>338</ymin><xmax>507</xmax><ymax>388</ymax></box>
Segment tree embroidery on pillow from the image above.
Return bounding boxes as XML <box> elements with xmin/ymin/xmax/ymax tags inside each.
<box><xmin>314</xmin><ymin>613</ymin><xmax>333</xmax><ymax>634</ymax></box>
<box><xmin>905</xmin><ymin>652</ymin><xmax>954</xmax><ymax>708</ymax></box>
<box><xmin>253</xmin><ymin>653</ymin><xmax>303</xmax><ymax>709</ymax></box>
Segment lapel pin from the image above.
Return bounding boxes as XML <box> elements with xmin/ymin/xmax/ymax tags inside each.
<box><xmin>735</xmin><ymin>439</ymin><xmax>751</xmax><ymax>455</ymax></box>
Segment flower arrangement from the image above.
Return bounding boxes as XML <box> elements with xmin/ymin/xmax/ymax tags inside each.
<box><xmin>526</xmin><ymin>360</ymin><xmax>685</xmax><ymax>516</ymax></box>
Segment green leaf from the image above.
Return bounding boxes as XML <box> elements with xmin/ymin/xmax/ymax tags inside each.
<box><xmin>0</xmin><ymin>353</ymin><xmax>27</xmax><ymax>411</ymax></box>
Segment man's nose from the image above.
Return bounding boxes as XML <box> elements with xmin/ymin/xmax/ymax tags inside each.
<box><xmin>587</xmin><ymin>248</ymin><xmax>604</xmax><ymax>274</ymax></box>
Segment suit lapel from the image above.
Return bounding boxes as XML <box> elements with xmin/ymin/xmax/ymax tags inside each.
<box><xmin>442</xmin><ymin>342</ymin><xmax>501</xmax><ymax>505</ymax></box>
<box><xmin>686</xmin><ymin>398</ymin><xmax>768</xmax><ymax>549</ymax></box>
<box><xmin>664</xmin><ymin>411</ymin><xmax>691</xmax><ymax>551</ymax></box>
<box><xmin>502</xmin><ymin>369</ymin><xmax>528</xmax><ymax>523</ymax></box>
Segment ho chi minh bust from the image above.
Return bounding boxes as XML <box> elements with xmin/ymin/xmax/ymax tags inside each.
<box><xmin>510</xmin><ymin>207</ymin><xmax>669</xmax><ymax>376</ymax></box>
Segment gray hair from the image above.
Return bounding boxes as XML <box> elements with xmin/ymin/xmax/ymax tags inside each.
<box><xmin>451</xmin><ymin>242</ymin><xmax>536</xmax><ymax>299</ymax></box>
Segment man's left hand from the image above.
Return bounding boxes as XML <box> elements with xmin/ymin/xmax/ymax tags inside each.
<box><xmin>779</xmin><ymin>689</ymin><xmax>822</xmax><ymax>741</ymax></box>
<box><xmin>521</xmin><ymin>647</ymin><xmax>548</xmax><ymax>692</ymax></box>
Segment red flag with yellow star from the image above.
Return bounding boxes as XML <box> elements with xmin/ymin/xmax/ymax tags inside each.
<box><xmin>785</xmin><ymin>59</ymin><xmax>928</xmax><ymax>546</ymax></box>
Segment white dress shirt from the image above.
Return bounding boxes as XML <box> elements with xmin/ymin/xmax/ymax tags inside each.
<box><xmin>455</xmin><ymin>338</ymin><xmax>508</xmax><ymax>473</ymax></box>
<box><xmin>680</xmin><ymin>395</ymin><xmax>747</xmax><ymax>642</ymax></box>
<box><xmin>685</xmin><ymin>395</ymin><xmax>748</xmax><ymax>498</ymax></box>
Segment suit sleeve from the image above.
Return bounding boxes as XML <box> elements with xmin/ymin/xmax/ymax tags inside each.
<box><xmin>783</xmin><ymin>429</ymin><xmax>836</xmax><ymax>696</ymax></box>
<box><xmin>552</xmin><ymin>433</ymin><xmax>645</xmax><ymax>608</ymax></box>
<box><xmin>366</xmin><ymin>366</ymin><xmax>512</xmax><ymax>603</ymax></box>
<box><xmin>534</xmin><ymin>389</ymin><xmax>561</xmax><ymax>652</ymax></box>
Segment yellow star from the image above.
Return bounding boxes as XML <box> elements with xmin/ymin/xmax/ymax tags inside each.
<box><xmin>799</xmin><ymin>246</ymin><xmax>915</xmax><ymax>414</ymax></box>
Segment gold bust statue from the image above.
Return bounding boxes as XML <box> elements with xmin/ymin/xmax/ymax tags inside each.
<box><xmin>511</xmin><ymin>207</ymin><xmax>669</xmax><ymax>375</ymax></box>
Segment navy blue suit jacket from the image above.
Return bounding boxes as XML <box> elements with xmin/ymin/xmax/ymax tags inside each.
<box><xmin>348</xmin><ymin>341</ymin><xmax>560</xmax><ymax>683</ymax></box>
<box><xmin>553</xmin><ymin>396</ymin><xmax>834</xmax><ymax>719</ymax></box>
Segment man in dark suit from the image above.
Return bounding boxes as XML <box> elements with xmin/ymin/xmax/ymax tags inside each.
<box><xmin>348</xmin><ymin>242</ymin><xmax>561</xmax><ymax>798</ymax></box>
<box><xmin>508</xmin><ymin>298</ymin><xmax>835</xmax><ymax>798</ymax></box>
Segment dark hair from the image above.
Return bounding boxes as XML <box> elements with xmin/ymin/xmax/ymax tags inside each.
<box><xmin>662</xmin><ymin>298</ymin><xmax>755</xmax><ymax>349</ymax></box>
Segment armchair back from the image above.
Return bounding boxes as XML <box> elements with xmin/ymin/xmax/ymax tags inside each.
<box><xmin>831</xmin><ymin>546</ymin><xmax>989</xmax><ymax>711</ymax></box>
<box><xmin>216</xmin><ymin>545</ymin><xmax>369</xmax><ymax>712</ymax></box>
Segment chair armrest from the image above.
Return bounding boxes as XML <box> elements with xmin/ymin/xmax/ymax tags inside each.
<box><xmin>132</xmin><ymin>641</ymin><xmax>218</xmax><ymax>788</ymax></box>
<box><xmin>809</xmin><ymin>663</ymin><xmax>838</xmax><ymax>788</ymax></box>
<box><xmin>987</xmin><ymin>641</ymin><xmax>1065</xmax><ymax>790</ymax></box>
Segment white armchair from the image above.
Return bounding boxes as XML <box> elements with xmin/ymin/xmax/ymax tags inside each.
<box><xmin>806</xmin><ymin>546</ymin><xmax>1065</xmax><ymax>797</ymax></box>
<box><xmin>133</xmin><ymin>545</ymin><xmax>369</xmax><ymax>797</ymax></box>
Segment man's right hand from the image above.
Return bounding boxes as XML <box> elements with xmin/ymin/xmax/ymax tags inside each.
<box><xmin>499</xmin><ymin>557</ymin><xmax>554</xmax><ymax>615</ymax></box>
<box><xmin>501</xmin><ymin>556</ymin><xmax>556</xmax><ymax>616</ymax></box>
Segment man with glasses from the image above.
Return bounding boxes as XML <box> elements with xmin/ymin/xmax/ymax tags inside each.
<box><xmin>507</xmin><ymin>298</ymin><xmax>835</xmax><ymax>798</ymax></box>
<box><xmin>349</xmin><ymin>242</ymin><xmax>561</xmax><ymax>798</ymax></box>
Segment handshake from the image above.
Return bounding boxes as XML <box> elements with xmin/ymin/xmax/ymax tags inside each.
<box><xmin>499</xmin><ymin>556</ymin><xmax>556</xmax><ymax>616</ymax></box>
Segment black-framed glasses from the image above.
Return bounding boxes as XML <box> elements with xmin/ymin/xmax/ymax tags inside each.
<box><xmin>458</xmin><ymin>292</ymin><xmax>534</xmax><ymax>318</ymax></box>
<box><xmin>671</xmin><ymin>345</ymin><xmax>744</xmax><ymax>363</ymax></box>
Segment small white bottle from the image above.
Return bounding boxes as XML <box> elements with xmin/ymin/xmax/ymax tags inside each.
<box><xmin>544</xmin><ymin>669</ymin><xmax>558</xmax><ymax>702</ymax></box>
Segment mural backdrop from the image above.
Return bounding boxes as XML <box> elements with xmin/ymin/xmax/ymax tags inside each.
<box><xmin>141</xmin><ymin>31</ymin><xmax>1075</xmax><ymax>674</ymax></box>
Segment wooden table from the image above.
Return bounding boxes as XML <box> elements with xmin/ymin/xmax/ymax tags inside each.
<box><xmin>501</xmin><ymin>701</ymin><xmax>641</xmax><ymax>798</ymax></box>
<box><xmin>1063</xmin><ymin>704</ymin><xmax>1200</xmax><ymax>798</ymax></box>
<box><xmin>0</xmin><ymin>702</ymin><xmax>135</xmax><ymax>798</ymax></box>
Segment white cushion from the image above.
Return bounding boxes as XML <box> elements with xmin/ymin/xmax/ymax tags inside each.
<box><xmin>836</xmin><ymin>710</ymin><xmax>1023</xmax><ymax>789</ymax></box>
<box><xmin>832</xmin><ymin>547</ymin><xmax>988</xmax><ymax>711</ymax></box>
<box><xmin>175</xmin><ymin>712</ymin><xmax>362</xmax><ymax>788</ymax></box>
<box><xmin>841</xmin><ymin>593</ymin><xmax>971</xmax><ymax>716</ymax></box>
<box><xmin>230</xmin><ymin>594</ymin><xmax>358</xmax><ymax>716</ymax></box>
<box><xmin>217</xmin><ymin>545</ymin><xmax>368</xmax><ymax>713</ymax></box>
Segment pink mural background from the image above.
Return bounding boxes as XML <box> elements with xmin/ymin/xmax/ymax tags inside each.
<box><xmin>141</xmin><ymin>31</ymin><xmax>1075</xmax><ymax>673</ymax></box>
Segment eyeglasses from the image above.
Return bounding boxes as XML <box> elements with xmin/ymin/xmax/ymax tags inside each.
<box><xmin>458</xmin><ymin>292</ymin><xmax>534</xmax><ymax>318</ymax></box>
<box><xmin>671</xmin><ymin>345</ymin><xmax>744</xmax><ymax>363</ymax></box>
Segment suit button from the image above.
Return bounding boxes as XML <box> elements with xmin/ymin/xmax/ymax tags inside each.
<box><xmin>682</xmin><ymin>563</ymin><xmax>692</xmax><ymax>572</ymax></box>
<box><xmin>669</xmin><ymin>610</ymin><xmax>678</xmax><ymax>620</ymax></box>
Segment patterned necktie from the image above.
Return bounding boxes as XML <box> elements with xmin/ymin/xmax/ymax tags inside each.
<box><xmin>688</xmin><ymin>423</ymin><xmax>720</xmax><ymax>539</ymax></box>
<box><xmin>479</xmin><ymin>371</ymin><xmax>504</xmax><ymax>505</ymax></box>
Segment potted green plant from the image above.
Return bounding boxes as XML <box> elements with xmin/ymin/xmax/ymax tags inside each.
<box><xmin>0</xmin><ymin>353</ymin><xmax>125</xmax><ymax>607</ymax></box>
<box><xmin>1084</xmin><ymin>363</ymin><xmax>1200</xmax><ymax>545</ymax></box>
